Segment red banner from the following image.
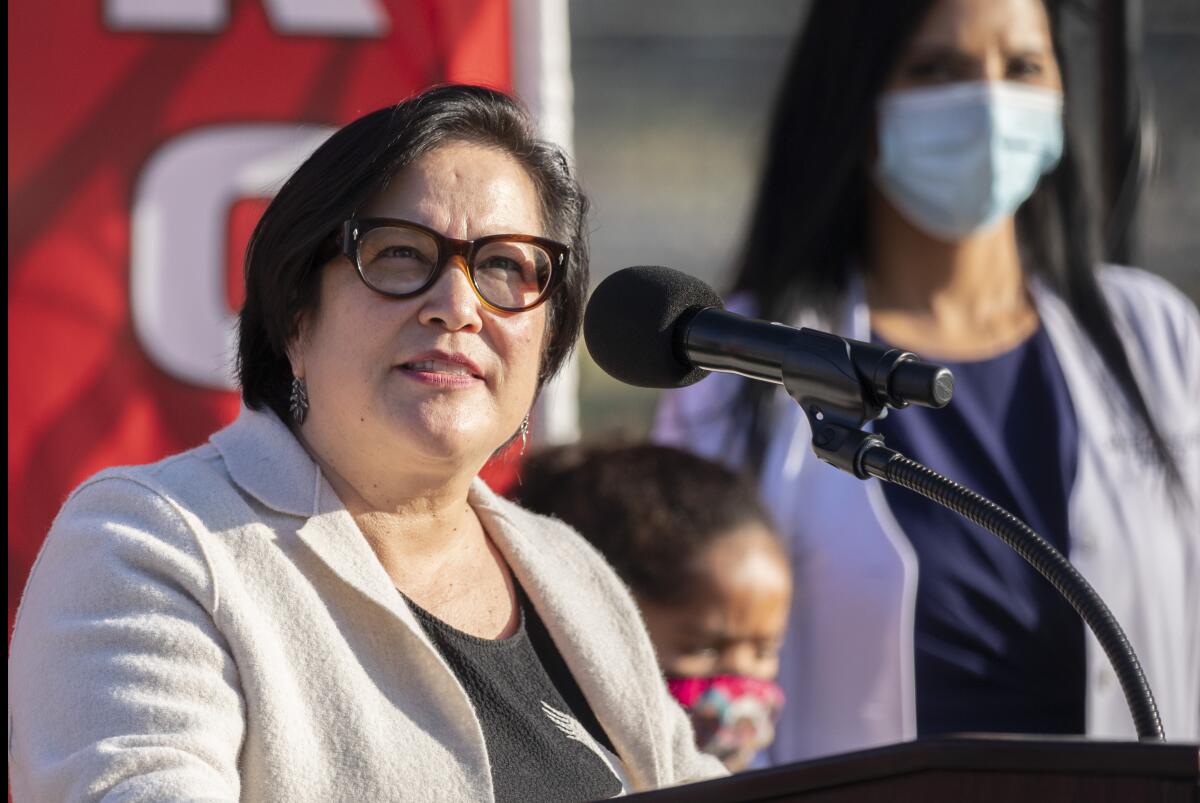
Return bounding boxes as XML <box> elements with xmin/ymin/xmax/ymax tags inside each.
<box><xmin>8</xmin><ymin>0</ymin><xmax>520</xmax><ymax>634</ymax></box>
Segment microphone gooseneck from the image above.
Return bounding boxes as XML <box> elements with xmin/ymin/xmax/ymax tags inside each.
<box><xmin>860</xmin><ymin>446</ymin><xmax>1164</xmax><ymax>741</ymax></box>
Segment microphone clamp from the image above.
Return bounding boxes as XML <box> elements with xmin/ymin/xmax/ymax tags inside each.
<box><xmin>681</xmin><ymin>307</ymin><xmax>954</xmax><ymax>475</ymax></box>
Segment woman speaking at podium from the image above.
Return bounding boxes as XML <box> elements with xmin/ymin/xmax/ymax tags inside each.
<box><xmin>656</xmin><ymin>0</ymin><xmax>1199</xmax><ymax>764</ymax></box>
<box><xmin>10</xmin><ymin>85</ymin><xmax>724</xmax><ymax>801</ymax></box>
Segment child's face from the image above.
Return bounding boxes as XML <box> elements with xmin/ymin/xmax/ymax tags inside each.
<box><xmin>639</xmin><ymin>523</ymin><xmax>792</xmax><ymax>680</ymax></box>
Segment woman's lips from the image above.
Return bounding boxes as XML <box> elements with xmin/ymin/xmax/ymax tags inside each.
<box><xmin>396</xmin><ymin>357</ymin><xmax>484</xmax><ymax>387</ymax></box>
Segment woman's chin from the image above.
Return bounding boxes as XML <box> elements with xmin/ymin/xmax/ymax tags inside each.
<box><xmin>393</xmin><ymin>412</ymin><xmax>506</xmax><ymax>467</ymax></box>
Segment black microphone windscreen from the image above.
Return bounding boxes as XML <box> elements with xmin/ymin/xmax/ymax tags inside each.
<box><xmin>583</xmin><ymin>266</ymin><xmax>723</xmax><ymax>389</ymax></box>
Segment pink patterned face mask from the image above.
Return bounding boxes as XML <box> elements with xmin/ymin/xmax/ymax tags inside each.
<box><xmin>667</xmin><ymin>675</ymin><xmax>785</xmax><ymax>763</ymax></box>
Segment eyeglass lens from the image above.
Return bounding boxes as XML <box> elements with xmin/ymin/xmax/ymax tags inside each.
<box><xmin>357</xmin><ymin>224</ymin><xmax>553</xmax><ymax>310</ymax></box>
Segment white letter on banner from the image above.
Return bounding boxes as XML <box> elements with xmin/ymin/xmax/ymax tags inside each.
<box><xmin>130</xmin><ymin>125</ymin><xmax>334</xmax><ymax>389</ymax></box>
<box><xmin>105</xmin><ymin>0</ymin><xmax>226</xmax><ymax>31</ymax></box>
<box><xmin>106</xmin><ymin>0</ymin><xmax>387</xmax><ymax>35</ymax></box>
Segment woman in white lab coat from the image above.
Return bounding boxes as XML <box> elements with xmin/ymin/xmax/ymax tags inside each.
<box><xmin>656</xmin><ymin>0</ymin><xmax>1199</xmax><ymax>763</ymax></box>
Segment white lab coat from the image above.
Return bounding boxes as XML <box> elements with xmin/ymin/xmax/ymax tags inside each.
<box><xmin>655</xmin><ymin>266</ymin><xmax>1200</xmax><ymax>763</ymax></box>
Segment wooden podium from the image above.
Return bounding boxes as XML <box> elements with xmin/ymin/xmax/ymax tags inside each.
<box><xmin>627</xmin><ymin>736</ymin><xmax>1200</xmax><ymax>802</ymax></box>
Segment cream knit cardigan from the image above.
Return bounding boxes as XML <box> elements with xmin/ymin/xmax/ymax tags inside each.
<box><xmin>9</xmin><ymin>407</ymin><xmax>725</xmax><ymax>801</ymax></box>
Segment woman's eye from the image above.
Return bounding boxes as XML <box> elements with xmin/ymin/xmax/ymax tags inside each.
<box><xmin>380</xmin><ymin>246</ymin><xmax>425</xmax><ymax>260</ymax></box>
<box><xmin>906</xmin><ymin>59</ymin><xmax>954</xmax><ymax>82</ymax></box>
<box><xmin>1007</xmin><ymin>58</ymin><xmax>1044</xmax><ymax>79</ymax></box>
<box><xmin>480</xmin><ymin>256</ymin><xmax>523</xmax><ymax>272</ymax></box>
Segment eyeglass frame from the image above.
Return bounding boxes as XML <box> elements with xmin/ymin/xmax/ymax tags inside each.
<box><xmin>340</xmin><ymin>217</ymin><xmax>570</xmax><ymax>314</ymax></box>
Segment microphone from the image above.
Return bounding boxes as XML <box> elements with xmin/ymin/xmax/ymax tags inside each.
<box><xmin>584</xmin><ymin>266</ymin><xmax>953</xmax><ymax>423</ymax></box>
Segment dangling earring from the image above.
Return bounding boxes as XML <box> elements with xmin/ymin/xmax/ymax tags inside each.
<box><xmin>289</xmin><ymin>376</ymin><xmax>309</xmax><ymax>425</ymax></box>
<box><xmin>518</xmin><ymin>415</ymin><xmax>530</xmax><ymax>456</ymax></box>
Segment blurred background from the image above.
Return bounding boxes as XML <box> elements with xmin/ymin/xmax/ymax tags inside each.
<box><xmin>8</xmin><ymin>0</ymin><xmax>1199</xmax><ymax>628</ymax></box>
<box><xmin>570</xmin><ymin>0</ymin><xmax>1199</xmax><ymax>438</ymax></box>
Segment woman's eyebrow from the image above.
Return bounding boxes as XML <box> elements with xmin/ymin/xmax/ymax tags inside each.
<box><xmin>904</xmin><ymin>43</ymin><xmax>956</xmax><ymax>55</ymax></box>
<box><xmin>904</xmin><ymin>41</ymin><xmax>1051</xmax><ymax>59</ymax></box>
<box><xmin>1005</xmin><ymin>46</ymin><xmax>1052</xmax><ymax>59</ymax></box>
<box><xmin>900</xmin><ymin>45</ymin><xmax>973</xmax><ymax>64</ymax></box>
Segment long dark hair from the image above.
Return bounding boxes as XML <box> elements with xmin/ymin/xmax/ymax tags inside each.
<box><xmin>730</xmin><ymin>0</ymin><xmax>1179</xmax><ymax>484</ymax></box>
<box><xmin>238</xmin><ymin>84</ymin><xmax>589</xmax><ymax>425</ymax></box>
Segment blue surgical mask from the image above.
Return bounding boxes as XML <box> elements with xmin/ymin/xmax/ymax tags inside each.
<box><xmin>873</xmin><ymin>81</ymin><xmax>1064</xmax><ymax>241</ymax></box>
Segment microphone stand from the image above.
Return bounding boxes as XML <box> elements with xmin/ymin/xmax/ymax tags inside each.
<box><xmin>781</xmin><ymin>334</ymin><xmax>1166</xmax><ymax>741</ymax></box>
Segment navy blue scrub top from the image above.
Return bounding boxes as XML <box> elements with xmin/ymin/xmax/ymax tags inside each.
<box><xmin>873</xmin><ymin>325</ymin><xmax>1085</xmax><ymax>735</ymax></box>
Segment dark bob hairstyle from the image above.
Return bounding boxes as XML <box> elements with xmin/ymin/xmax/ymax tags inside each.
<box><xmin>237</xmin><ymin>84</ymin><xmax>590</xmax><ymax>425</ymax></box>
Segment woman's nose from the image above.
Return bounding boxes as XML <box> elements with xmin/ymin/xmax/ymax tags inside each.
<box><xmin>417</xmin><ymin>256</ymin><xmax>484</xmax><ymax>332</ymax></box>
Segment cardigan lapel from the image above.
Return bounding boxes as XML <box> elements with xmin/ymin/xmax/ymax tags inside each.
<box><xmin>468</xmin><ymin>480</ymin><xmax>665</xmax><ymax>789</ymax></box>
<box><xmin>210</xmin><ymin>407</ymin><xmax>432</xmax><ymax>636</ymax></box>
<box><xmin>210</xmin><ymin>406</ymin><xmax>320</xmax><ymax>518</ymax></box>
<box><xmin>294</xmin><ymin>492</ymin><xmax>419</xmax><ymax>629</ymax></box>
